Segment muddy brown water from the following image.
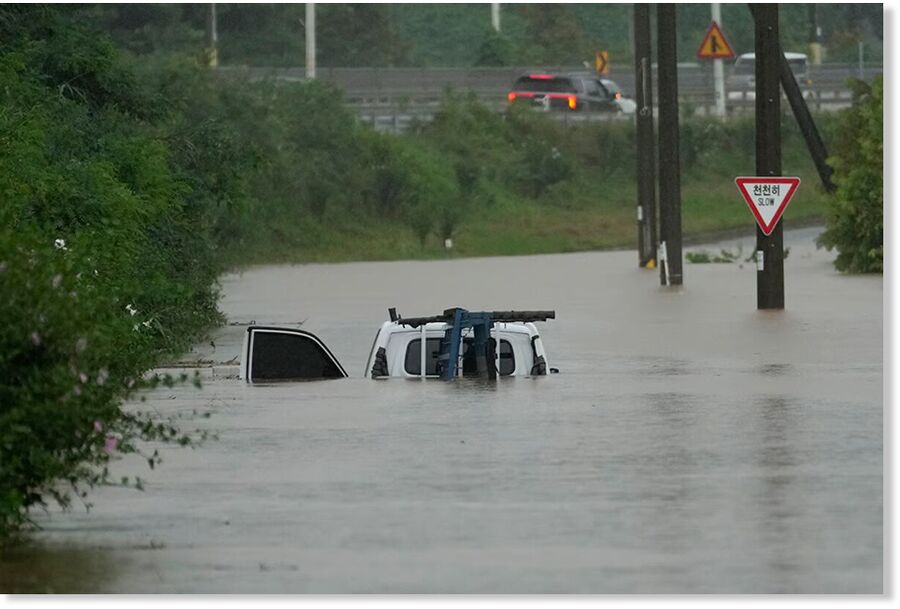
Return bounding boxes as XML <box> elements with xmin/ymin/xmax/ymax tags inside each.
<box><xmin>1</xmin><ymin>228</ymin><xmax>882</xmax><ymax>593</ymax></box>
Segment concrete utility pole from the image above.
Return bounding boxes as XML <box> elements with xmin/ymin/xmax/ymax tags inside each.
<box><xmin>206</xmin><ymin>3</ymin><xmax>218</xmax><ymax>68</ymax></box>
<box><xmin>711</xmin><ymin>3</ymin><xmax>726</xmax><ymax>117</ymax></box>
<box><xmin>633</xmin><ymin>4</ymin><xmax>657</xmax><ymax>268</ymax></box>
<box><xmin>656</xmin><ymin>4</ymin><xmax>683</xmax><ymax>287</ymax></box>
<box><xmin>491</xmin><ymin>3</ymin><xmax>501</xmax><ymax>32</ymax></box>
<box><xmin>753</xmin><ymin>4</ymin><xmax>784</xmax><ymax>309</ymax></box>
<box><xmin>306</xmin><ymin>3</ymin><xmax>316</xmax><ymax>80</ymax></box>
<box><xmin>808</xmin><ymin>4</ymin><xmax>823</xmax><ymax>65</ymax></box>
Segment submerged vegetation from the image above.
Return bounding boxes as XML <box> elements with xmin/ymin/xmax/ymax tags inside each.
<box><xmin>0</xmin><ymin>6</ymin><xmax>875</xmax><ymax>537</ymax></box>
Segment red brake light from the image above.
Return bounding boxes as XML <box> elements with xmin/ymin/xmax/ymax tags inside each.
<box><xmin>528</xmin><ymin>74</ymin><xmax>554</xmax><ymax>80</ymax></box>
<box><xmin>567</xmin><ymin>95</ymin><xmax>577</xmax><ymax>110</ymax></box>
<box><xmin>508</xmin><ymin>92</ymin><xmax>516</xmax><ymax>103</ymax></box>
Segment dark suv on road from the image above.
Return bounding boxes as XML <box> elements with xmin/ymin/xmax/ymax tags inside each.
<box><xmin>507</xmin><ymin>72</ymin><xmax>621</xmax><ymax>113</ymax></box>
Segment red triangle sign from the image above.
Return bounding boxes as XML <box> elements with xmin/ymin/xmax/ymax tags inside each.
<box><xmin>697</xmin><ymin>21</ymin><xmax>735</xmax><ymax>60</ymax></box>
<box><xmin>735</xmin><ymin>177</ymin><xmax>801</xmax><ymax>236</ymax></box>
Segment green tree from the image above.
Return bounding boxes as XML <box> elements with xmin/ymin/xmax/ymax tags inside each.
<box><xmin>475</xmin><ymin>28</ymin><xmax>514</xmax><ymax>66</ymax></box>
<box><xmin>817</xmin><ymin>77</ymin><xmax>883</xmax><ymax>272</ymax></box>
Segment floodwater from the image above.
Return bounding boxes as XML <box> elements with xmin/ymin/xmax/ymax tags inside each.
<box><xmin>1</xmin><ymin>227</ymin><xmax>882</xmax><ymax>593</ymax></box>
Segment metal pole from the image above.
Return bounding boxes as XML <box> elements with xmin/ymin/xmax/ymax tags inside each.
<box><xmin>711</xmin><ymin>3</ymin><xmax>726</xmax><ymax>117</ymax></box>
<box><xmin>491</xmin><ymin>3</ymin><xmax>501</xmax><ymax>32</ymax></box>
<box><xmin>753</xmin><ymin>4</ymin><xmax>784</xmax><ymax>309</ymax></box>
<box><xmin>306</xmin><ymin>3</ymin><xmax>316</xmax><ymax>80</ymax></box>
<box><xmin>858</xmin><ymin>40</ymin><xmax>865</xmax><ymax>79</ymax></box>
<box><xmin>206</xmin><ymin>3</ymin><xmax>218</xmax><ymax>68</ymax></box>
<box><xmin>634</xmin><ymin>4</ymin><xmax>657</xmax><ymax>268</ymax></box>
<box><xmin>770</xmin><ymin>32</ymin><xmax>836</xmax><ymax>192</ymax></box>
<box><xmin>656</xmin><ymin>4</ymin><xmax>683</xmax><ymax>286</ymax></box>
<box><xmin>420</xmin><ymin>323</ymin><xmax>427</xmax><ymax>379</ymax></box>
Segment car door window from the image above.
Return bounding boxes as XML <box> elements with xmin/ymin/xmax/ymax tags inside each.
<box><xmin>582</xmin><ymin>79</ymin><xmax>602</xmax><ymax>97</ymax></box>
<box><xmin>595</xmin><ymin>80</ymin><xmax>615</xmax><ymax>101</ymax></box>
<box><xmin>244</xmin><ymin>327</ymin><xmax>347</xmax><ymax>382</ymax></box>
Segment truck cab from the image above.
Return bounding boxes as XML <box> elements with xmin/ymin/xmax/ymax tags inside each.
<box><xmin>240</xmin><ymin>307</ymin><xmax>556</xmax><ymax>383</ymax></box>
<box><xmin>365</xmin><ymin>320</ymin><xmax>551</xmax><ymax>379</ymax></box>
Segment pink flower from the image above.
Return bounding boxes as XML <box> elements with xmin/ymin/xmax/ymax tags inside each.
<box><xmin>93</xmin><ymin>420</ymin><xmax>103</xmax><ymax>433</ymax></box>
<box><xmin>104</xmin><ymin>436</ymin><xmax>118</xmax><ymax>454</ymax></box>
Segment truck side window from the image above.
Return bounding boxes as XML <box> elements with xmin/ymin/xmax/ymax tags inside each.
<box><xmin>582</xmin><ymin>79</ymin><xmax>602</xmax><ymax>97</ymax></box>
<box><xmin>404</xmin><ymin>338</ymin><xmax>444</xmax><ymax>376</ymax></box>
<box><xmin>491</xmin><ymin>338</ymin><xmax>516</xmax><ymax>376</ymax></box>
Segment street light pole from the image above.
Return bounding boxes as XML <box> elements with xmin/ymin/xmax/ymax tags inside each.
<box><xmin>306</xmin><ymin>3</ymin><xmax>316</xmax><ymax>80</ymax></box>
<box><xmin>491</xmin><ymin>3</ymin><xmax>501</xmax><ymax>32</ymax></box>
<box><xmin>206</xmin><ymin>3</ymin><xmax>218</xmax><ymax>68</ymax></box>
<box><xmin>711</xmin><ymin>3</ymin><xmax>726</xmax><ymax>117</ymax></box>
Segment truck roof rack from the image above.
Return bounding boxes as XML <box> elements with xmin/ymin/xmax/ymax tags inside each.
<box><xmin>390</xmin><ymin>307</ymin><xmax>555</xmax><ymax>380</ymax></box>
<box><xmin>396</xmin><ymin>308</ymin><xmax>555</xmax><ymax>329</ymax></box>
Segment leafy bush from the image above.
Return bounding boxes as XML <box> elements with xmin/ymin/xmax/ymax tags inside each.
<box><xmin>0</xmin><ymin>7</ymin><xmax>233</xmax><ymax>537</ymax></box>
<box><xmin>817</xmin><ymin>77</ymin><xmax>883</xmax><ymax>273</ymax></box>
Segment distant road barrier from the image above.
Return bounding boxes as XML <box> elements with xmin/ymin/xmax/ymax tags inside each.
<box><xmin>218</xmin><ymin>64</ymin><xmax>882</xmax><ymax>133</ymax></box>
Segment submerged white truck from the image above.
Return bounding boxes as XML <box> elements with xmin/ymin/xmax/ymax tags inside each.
<box><xmin>240</xmin><ymin>307</ymin><xmax>556</xmax><ymax>383</ymax></box>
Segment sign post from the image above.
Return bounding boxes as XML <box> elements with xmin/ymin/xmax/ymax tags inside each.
<box><xmin>753</xmin><ymin>4</ymin><xmax>784</xmax><ymax>310</ymax></box>
<box><xmin>697</xmin><ymin>19</ymin><xmax>734</xmax><ymax>118</ymax></box>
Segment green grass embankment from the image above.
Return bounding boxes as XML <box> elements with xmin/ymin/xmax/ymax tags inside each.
<box><xmin>236</xmin><ymin>99</ymin><xmax>833</xmax><ymax>265</ymax></box>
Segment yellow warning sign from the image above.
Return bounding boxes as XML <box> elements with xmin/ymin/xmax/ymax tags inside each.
<box><xmin>696</xmin><ymin>21</ymin><xmax>735</xmax><ymax>60</ymax></box>
<box><xmin>594</xmin><ymin>50</ymin><xmax>609</xmax><ymax>76</ymax></box>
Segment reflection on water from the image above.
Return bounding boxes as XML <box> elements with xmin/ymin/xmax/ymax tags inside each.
<box><xmin>0</xmin><ymin>543</ymin><xmax>127</xmax><ymax>593</ymax></box>
<box><xmin>2</xmin><ymin>228</ymin><xmax>882</xmax><ymax>593</ymax></box>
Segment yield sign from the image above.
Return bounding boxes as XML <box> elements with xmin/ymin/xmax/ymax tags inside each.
<box><xmin>735</xmin><ymin>177</ymin><xmax>801</xmax><ymax>236</ymax></box>
<box><xmin>697</xmin><ymin>21</ymin><xmax>735</xmax><ymax>60</ymax></box>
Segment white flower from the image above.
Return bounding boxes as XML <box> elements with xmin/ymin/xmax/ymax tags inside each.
<box><xmin>79</xmin><ymin>372</ymin><xmax>88</xmax><ymax>384</ymax></box>
<box><xmin>96</xmin><ymin>368</ymin><xmax>109</xmax><ymax>386</ymax></box>
<box><xmin>133</xmin><ymin>323</ymin><xmax>140</xmax><ymax>332</ymax></box>
<box><xmin>75</xmin><ymin>337</ymin><xmax>88</xmax><ymax>353</ymax></box>
<box><xmin>30</xmin><ymin>332</ymin><xmax>41</xmax><ymax>346</ymax></box>
<box><xmin>54</xmin><ymin>238</ymin><xmax>67</xmax><ymax>251</ymax></box>
<box><xmin>51</xmin><ymin>274</ymin><xmax>63</xmax><ymax>289</ymax></box>
<box><xmin>125</xmin><ymin>304</ymin><xmax>138</xmax><ymax>316</ymax></box>
<box><xmin>142</xmin><ymin>319</ymin><xmax>153</xmax><ymax>328</ymax></box>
